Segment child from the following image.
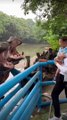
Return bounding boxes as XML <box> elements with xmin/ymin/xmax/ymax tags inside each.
<box><xmin>54</xmin><ymin>37</ymin><xmax>67</xmax><ymax>80</ymax></box>
<box><xmin>54</xmin><ymin>37</ymin><xmax>67</xmax><ymax>63</ymax></box>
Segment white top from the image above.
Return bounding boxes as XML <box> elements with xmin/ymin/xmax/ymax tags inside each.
<box><xmin>56</xmin><ymin>58</ymin><xmax>67</xmax><ymax>82</ymax></box>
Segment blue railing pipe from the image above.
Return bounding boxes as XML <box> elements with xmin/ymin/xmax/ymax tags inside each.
<box><xmin>11</xmin><ymin>82</ymin><xmax>40</xmax><ymax>120</ymax></box>
<box><xmin>0</xmin><ymin>72</ymin><xmax>40</xmax><ymax>120</ymax></box>
<box><xmin>7</xmin><ymin>95</ymin><xmax>28</xmax><ymax>120</ymax></box>
<box><xmin>39</xmin><ymin>60</ymin><xmax>55</xmax><ymax>66</ymax></box>
<box><xmin>37</xmin><ymin>66</ymin><xmax>43</xmax><ymax>108</ymax></box>
<box><xmin>41</xmin><ymin>81</ymin><xmax>56</xmax><ymax>86</ymax></box>
<box><xmin>19</xmin><ymin>91</ymin><xmax>40</xmax><ymax>120</ymax></box>
<box><xmin>41</xmin><ymin>98</ymin><xmax>67</xmax><ymax>107</ymax></box>
<box><xmin>0</xmin><ymin>84</ymin><xmax>21</xmax><ymax>109</ymax></box>
<box><xmin>0</xmin><ymin>60</ymin><xmax>67</xmax><ymax>120</ymax></box>
<box><xmin>0</xmin><ymin>62</ymin><xmax>39</xmax><ymax>98</ymax></box>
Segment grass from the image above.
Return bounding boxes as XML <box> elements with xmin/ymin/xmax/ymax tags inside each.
<box><xmin>31</xmin><ymin>104</ymin><xmax>67</xmax><ymax>120</ymax></box>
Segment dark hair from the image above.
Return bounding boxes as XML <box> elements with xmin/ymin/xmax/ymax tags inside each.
<box><xmin>48</xmin><ymin>48</ymin><xmax>52</xmax><ymax>52</ymax></box>
<box><xmin>60</xmin><ymin>36</ymin><xmax>67</xmax><ymax>42</ymax></box>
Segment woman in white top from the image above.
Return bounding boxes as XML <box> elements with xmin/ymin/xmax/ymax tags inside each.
<box><xmin>49</xmin><ymin>55</ymin><xmax>67</xmax><ymax>120</ymax></box>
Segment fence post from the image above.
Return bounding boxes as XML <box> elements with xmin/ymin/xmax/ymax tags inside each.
<box><xmin>25</xmin><ymin>56</ymin><xmax>30</xmax><ymax>69</ymax></box>
<box><xmin>37</xmin><ymin>64</ymin><xmax>43</xmax><ymax>108</ymax></box>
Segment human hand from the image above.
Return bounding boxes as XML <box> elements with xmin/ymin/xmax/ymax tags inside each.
<box><xmin>58</xmin><ymin>53</ymin><xmax>66</xmax><ymax>60</ymax></box>
<box><xmin>54</xmin><ymin>57</ymin><xmax>60</xmax><ymax>62</ymax></box>
<box><xmin>39</xmin><ymin>59</ymin><xmax>47</xmax><ymax>62</ymax></box>
<box><xmin>54</xmin><ymin>53</ymin><xmax>65</xmax><ymax>62</ymax></box>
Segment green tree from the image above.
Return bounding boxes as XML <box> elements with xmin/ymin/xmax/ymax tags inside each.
<box><xmin>0</xmin><ymin>11</ymin><xmax>46</xmax><ymax>43</ymax></box>
<box><xmin>22</xmin><ymin>0</ymin><xmax>67</xmax><ymax>49</ymax></box>
<box><xmin>23</xmin><ymin>0</ymin><xmax>67</xmax><ymax>20</ymax></box>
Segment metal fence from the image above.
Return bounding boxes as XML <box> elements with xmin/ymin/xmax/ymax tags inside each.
<box><xmin>0</xmin><ymin>60</ymin><xmax>67</xmax><ymax>120</ymax></box>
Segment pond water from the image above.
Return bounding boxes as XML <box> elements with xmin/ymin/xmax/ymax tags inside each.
<box><xmin>17</xmin><ymin>43</ymin><xmax>49</xmax><ymax>57</ymax></box>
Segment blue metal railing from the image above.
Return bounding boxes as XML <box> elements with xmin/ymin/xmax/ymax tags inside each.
<box><xmin>0</xmin><ymin>60</ymin><xmax>67</xmax><ymax>120</ymax></box>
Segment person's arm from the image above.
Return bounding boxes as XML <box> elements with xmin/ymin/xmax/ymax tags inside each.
<box><xmin>54</xmin><ymin>48</ymin><xmax>63</xmax><ymax>63</ymax></box>
<box><xmin>55</xmin><ymin>62</ymin><xmax>67</xmax><ymax>74</ymax></box>
<box><xmin>54</xmin><ymin>53</ymin><xmax>66</xmax><ymax>64</ymax></box>
<box><xmin>39</xmin><ymin>59</ymin><xmax>47</xmax><ymax>62</ymax></box>
<box><xmin>54</xmin><ymin>68</ymin><xmax>60</xmax><ymax>77</ymax></box>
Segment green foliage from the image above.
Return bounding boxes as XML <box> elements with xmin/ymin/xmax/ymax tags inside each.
<box><xmin>22</xmin><ymin>0</ymin><xmax>67</xmax><ymax>50</ymax></box>
<box><xmin>43</xmin><ymin>34</ymin><xmax>59</xmax><ymax>50</ymax></box>
<box><xmin>0</xmin><ymin>12</ymin><xmax>45</xmax><ymax>43</ymax></box>
<box><xmin>1</xmin><ymin>0</ymin><xmax>67</xmax><ymax>50</ymax></box>
<box><xmin>23</xmin><ymin>0</ymin><xmax>67</xmax><ymax>20</ymax></box>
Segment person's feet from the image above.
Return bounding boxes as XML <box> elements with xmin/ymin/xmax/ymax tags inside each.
<box><xmin>48</xmin><ymin>116</ymin><xmax>63</xmax><ymax>120</ymax></box>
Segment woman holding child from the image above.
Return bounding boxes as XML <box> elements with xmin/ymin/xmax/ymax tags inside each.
<box><xmin>49</xmin><ymin>37</ymin><xmax>67</xmax><ymax>120</ymax></box>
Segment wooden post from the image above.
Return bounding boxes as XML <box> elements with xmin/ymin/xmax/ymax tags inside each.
<box><xmin>25</xmin><ymin>56</ymin><xmax>30</xmax><ymax>69</ymax></box>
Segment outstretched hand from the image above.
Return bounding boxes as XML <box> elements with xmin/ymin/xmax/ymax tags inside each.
<box><xmin>39</xmin><ymin>59</ymin><xmax>47</xmax><ymax>62</ymax></box>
